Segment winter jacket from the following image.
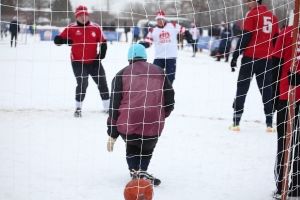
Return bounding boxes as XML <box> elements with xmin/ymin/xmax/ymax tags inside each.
<box><xmin>9</xmin><ymin>20</ymin><xmax>20</xmax><ymax>34</ymax></box>
<box><xmin>273</xmin><ymin>26</ymin><xmax>300</xmax><ymax>101</ymax></box>
<box><xmin>107</xmin><ymin>61</ymin><xmax>175</xmax><ymax>139</ymax></box>
<box><xmin>54</xmin><ymin>21</ymin><xmax>106</xmax><ymax>63</ymax></box>
<box><xmin>242</xmin><ymin>5</ymin><xmax>279</xmax><ymax>59</ymax></box>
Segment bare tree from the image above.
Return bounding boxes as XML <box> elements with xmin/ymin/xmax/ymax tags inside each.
<box><xmin>51</xmin><ymin>0</ymin><xmax>73</xmax><ymax>25</ymax></box>
<box><xmin>106</xmin><ymin>0</ymin><xmax>293</xmax><ymax>30</ymax></box>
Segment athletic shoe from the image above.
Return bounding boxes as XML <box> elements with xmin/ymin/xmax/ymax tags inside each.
<box><xmin>266</xmin><ymin>126</ymin><xmax>275</xmax><ymax>133</ymax></box>
<box><xmin>271</xmin><ymin>190</ymin><xmax>300</xmax><ymax>199</ymax></box>
<box><xmin>229</xmin><ymin>125</ymin><xmax>240</xmax><ymax>132</ymax></box>
<box><xmin>273</xmin><ymin>193</ymin><xmax>281</xmax><ymax>199</ymax></box>
<box><xmin>130</xmin><ymin>170</ymin><xmax>161</xmax><ymax>186</ymax></box>
<box><xmin>74</xmin><ymin>108</ymin><xmax>82</xmax><ymax>118</ymax></box>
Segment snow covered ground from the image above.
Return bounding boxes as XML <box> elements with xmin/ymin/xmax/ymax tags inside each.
<box><xmin>0</xmin><ymin>34</ymin><xmax>277</xmax><ymax>200</ymax></box>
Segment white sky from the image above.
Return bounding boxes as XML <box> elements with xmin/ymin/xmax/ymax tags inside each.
<box><xmin>70</xmin><ymin>0</ymin><xmax>127</xmax><ymax>12</ymax></box>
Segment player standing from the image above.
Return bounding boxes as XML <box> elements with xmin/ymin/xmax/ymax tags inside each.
<box><xmin>189</xmin><ymin>22</ymin><xmax>200</xmax><ymax>57</ymax></box>
<box><xmin>54</xmin><ymin>5</ymin><xmax>110</xmax><ymax>117</ymax></box>
<box><xmin>9</xmin><ymin>16</ymin><xmax>20</xmax><ymax>47</ymax></box>
<box><xmin>141</xmin><ymin>10</ymin><xmax>185</xmax><ymax>84</ymax></box>
<box><xmin>272</xmin><ymin>25</ymin><xmax>300</xmax><ymax>199</ymax></box>
<box><xmin>229</xmin><ymin>0</ymin><xmax>279</xmax><ymax>131</ymax></box>
<box><xmin>216</xmin><ymin>22</ymin><xmax>232</xmax><ymax>62</ymax></box>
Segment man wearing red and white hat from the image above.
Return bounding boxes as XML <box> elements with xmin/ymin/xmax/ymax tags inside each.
<box><xmin>141</xmin><ymin>10</ymin><xmax>185</xmax><ymax>84</ymax></box>
<box><xmin>54</xmin><ymin>5</ymin><xmax>110</xmax><ymax>117</ymax></box>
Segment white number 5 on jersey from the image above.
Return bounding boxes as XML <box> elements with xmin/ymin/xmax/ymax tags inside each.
<box><xmin>263</xmin><ymin>16</ymin><xmax>272</xmax><ymax>34</ymax></box>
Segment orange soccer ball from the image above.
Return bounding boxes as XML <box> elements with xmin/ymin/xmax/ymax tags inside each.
<box><xmin>124</xmin><ymin>179</ymin><xmax>153</xmax><ymax>200</ymax></box>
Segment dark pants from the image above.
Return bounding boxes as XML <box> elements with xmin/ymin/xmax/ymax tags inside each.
<box><xmin>217</xmin><ymin>40</ymin><xmax>231</xmax><ymax>61</ymax></box>
<box><xmin>275</xmin><ymin>100</ymin><xmax>300</xmax><ymax>197</ymax></box>
<box><xmin>124</xmin><ymin>32</ymin><xmax>129</xmax><ymax>43</ymax></box>
<box><xmin>72</xmin><ymin>61</ymin><xmax>109</xmax><ymax>102</ymax></box>
<box><xmin>272</xmin><ymin>60</ymin><xmax>282</xmax><ymax>112</ymax></box>
<box><xmin>10</xmin><ymin>32</ymin><xmax>17</xmax><ymax>47</ymax></box>
<box><xmin>232</xmin><ymin>57</ymin><xmax>273</xmax><ymax>126</ymax></box>
<box><xmin>191</xmin><ymin>39</ymin><xmax>198</xmax><ymax>54</ymax></box>
<box><xmin>121</xmin><ymin>134</ymin><xmax>158</xmax><ymax>172</ymax></box>
<box><xmin>133</xmin><ymin>35</ymin><xmax>139</xmax><ymax>43</ymax></box>
<box><xmin>153</xmin><ymin>58</ymin><xmax>176</xmax><ymax>84</ymax></box>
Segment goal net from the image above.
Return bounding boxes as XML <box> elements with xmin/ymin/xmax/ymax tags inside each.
<box><xmin>0</xmin><ymin>0</ymin><xmax>299</xmax><ymax>200</ymax></box>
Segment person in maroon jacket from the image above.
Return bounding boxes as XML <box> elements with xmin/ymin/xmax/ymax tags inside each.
<box><xmin>272</xmin><ymin>26</ymin><xmax>300</xmax><ymax>199</ymax></box>
<box><xmin>54</xmin><ymin>5</ymin><xmax>109</xmax><ymax>117</ymax></box>
<box><xmin>106</xmin><ymin>44</ymin><xmax>175</xmax><ymax>186</ymax></box>
<box><xmin>229</xmin><ymin>0</ymin><xmax>279</xmax><ymax>132</ymax></box>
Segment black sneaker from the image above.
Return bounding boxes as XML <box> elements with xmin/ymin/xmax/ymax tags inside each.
<box><xmin>130</xmin><ymin>170</ymin><xmax>161</xmax><ymax>186</ymax></box>
<box><xmin>273</xmin><ymin>193</ymin><xmax>281</xmax><ymax>199</ymax></box>
<box><xmin>272</xmin><ymin>190</ymin><xmax>281</xmax><ymax>199</ymax></box>
<box><xmin>74</xmin><ymin>108</ymin><xmax>82</xmax><ymax>118</ymax></box>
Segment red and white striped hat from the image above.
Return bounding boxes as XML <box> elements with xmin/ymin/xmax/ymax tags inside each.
<box><xmin>155</xmin><ymin>10</ymin><xmax>166</xmax><ymax>20</ymax></box>
<box><xmin>75</xmin><ymin>5</ymin><xmax>89</xmax><ymax>18</ymax></box>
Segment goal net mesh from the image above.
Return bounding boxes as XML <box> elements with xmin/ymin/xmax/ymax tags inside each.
<box><xmin>0</xmin><ymin>0</ymin><xmax>299</xmax><ymax>199</ymax></box>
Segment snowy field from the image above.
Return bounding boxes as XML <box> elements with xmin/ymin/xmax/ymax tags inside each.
<box><xmin>0</xmin><ymin>34</ymin><xmax>277</xmax><ymax>200</ymax></box>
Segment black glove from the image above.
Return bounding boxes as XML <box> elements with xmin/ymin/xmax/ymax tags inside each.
<box><xmin>107</xmin><ymin>117</ymin><xmax>120</xmax><ymax>139</ymax></box>
<box><xmin>98</xmin><ymin>42</ymin><xmax>107</xmax><ymax>59</ymax></box>
<box><xmin>54</xmin><ymin>35</ymin><xmax>72</xmax><ymax>45</ymax></box>
<box><xmin>288</xmin><ymin>71</ymin><xmax>300</xmax><ymax>86</ymax></box>
<box><xmin>230</xmin><ymin>58</ymin><xmax>237</xmax><ymax>72</ymax></box>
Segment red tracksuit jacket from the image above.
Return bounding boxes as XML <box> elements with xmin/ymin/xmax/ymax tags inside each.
<box><xmin>273</xmin><ymin>26</ymin><xmax>300</xmax><ymax>101</ymax></box>
<box><xmin>242</xmin><ymin>5</ymin><xmax>279</xmax><ymax>59</ymax></box>
<box><xmin>58</xmin><ymin>21</ymin><xmax>106</xmax><ymax>63</ymax></box>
